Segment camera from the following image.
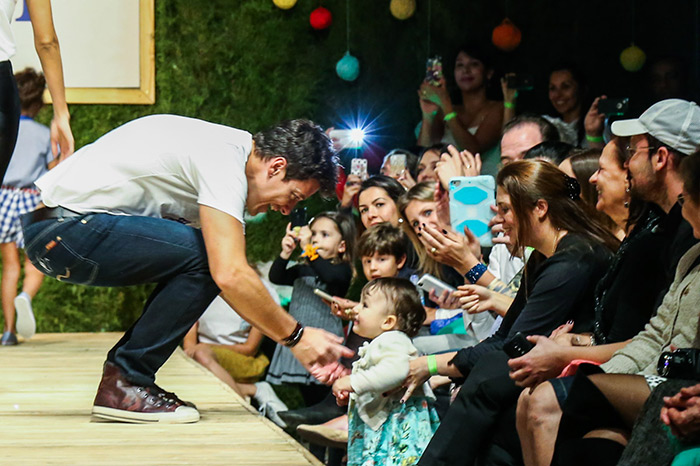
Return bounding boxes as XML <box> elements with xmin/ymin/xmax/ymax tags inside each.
<box><xmin>657</xmin><ymin>348</ymin><xmax>700</xmax><ymax>379</ymax></box>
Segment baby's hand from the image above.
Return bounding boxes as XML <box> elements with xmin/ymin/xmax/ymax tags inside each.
<box><xmin>332</xmin><ymin>375</ymin><xmax>353</xmax><ymax>405</ymax></box>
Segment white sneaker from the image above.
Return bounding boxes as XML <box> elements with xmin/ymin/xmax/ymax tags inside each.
<box><xmin>14</xmin><ymin>292</ymin><xmax>35</xmax><ymax>340</ymax></box>
<box><xmin>254</xmin><ymin>381</ymin><xmax>288</xmax><ymax>428</ymax></box>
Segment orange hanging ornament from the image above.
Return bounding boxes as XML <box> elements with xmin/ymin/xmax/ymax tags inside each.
<box><xmin>492</xmin><ymin>18</ymin><xmax>522</xmax><ymax>52</ymax></box>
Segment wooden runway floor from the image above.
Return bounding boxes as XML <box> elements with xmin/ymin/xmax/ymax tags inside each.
<box><xmin>0</xmin><ymin>333</ymin><xmax>322</xmax><ymax>466</ymax></box>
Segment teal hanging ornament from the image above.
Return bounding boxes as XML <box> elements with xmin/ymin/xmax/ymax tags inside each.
<box><xmin>336</xmin><ymin>0</ymin><xmax>359</xmax><ymax>81</ymax></box>
<box><xmin>336</xmin><ymin>52</ymin><xmax>359</xmax><ymax>81</ymax></box>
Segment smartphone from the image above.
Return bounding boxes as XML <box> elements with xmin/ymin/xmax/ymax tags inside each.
<box><xmin>425</xmin><ymin>56</ymin><xmax>443</xmax><ymax>86</ymax></box>
<box><xmin>506</xmin><ymin>74</ymin><xmax>534</xmax><ymax>91</ymax></box>
<box><xmin>313</xmin><ymin>288</ymin><xmax>336</xmax><ymax>303</ymax></box>
<box><xmin>389</xmin><ymin>153</ymin><xmax>407</xmax><ymax>178</ymax></box>
<box><xmin>291</xmin><ymin>207</ymin><xmax>307</xmax><ymax>229</ymax></box>
<box><xmin>329</xmin><ymin>129</ymin><xmax>364</xmax><ymax>150</ymax></box>
<box><xmin>503</xmin><ymin>332</ymin><xmax>535</xmax><ymax>358</ymax></box>
<box><xmin>350</xmin><ymin>158</ymin><xmax>369</xmax><ymax>181</ymax></box>
<box><xmin>416</xmin><ymin>274</ymin><xmax>456</xmax><ymax>298</ymax></box>
<box><xmin>449</xmin><ymin>176</ymin><xmax>496</xmax><ymax>247</ymax></box>
<box><xmin>597</xmin><ymin>97</ymin><xmax>629</xmax><ymax>116</ymax></box>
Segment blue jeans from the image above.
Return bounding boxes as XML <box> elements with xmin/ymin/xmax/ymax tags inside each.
<box><xmin>22</xmin><ymin>213</ymin><xmax>220</xmax><ymax>386</ymax></box>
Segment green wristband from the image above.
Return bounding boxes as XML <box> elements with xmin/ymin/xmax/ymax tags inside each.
<box><xmin>504</xmin><ymin>101</ymin><xmax>515</xmax><ymax>109</ymax></box>
<box><xmin>586</xmin><ymin>134</ymin><xmax>604</xmax><ymax>143</ymax></box>
<box><xmin>443</xmin><ymin>111</ymin><xmax>457</xmax><ymax>122</ymax></box>
<box><xmin>427</xmin><ymin>354</ymin><xmax>439</xmax><ymax>376</ymax></box>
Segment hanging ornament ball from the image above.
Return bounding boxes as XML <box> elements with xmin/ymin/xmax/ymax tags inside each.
<box><xmin>620</xmin><ymin>44</ymin><xmax>646</xmax><ymax>72</ymax></box>
<box><xmin>390</xmin><ymin>0</ymin><xmax>416</xmax><ymax>20</ymax></box>
<box><xmin>273</xmin><ymin>0</ymin><xmax>297</xmax><ymax>10</ymax></box>
<box><xmin>336</xmin><ymin>52</ymin><xmax>360</xmax><ymax>82</ymax></box>
<box><xmin>492</xmin><ymin>18</ymin><xmax>522</xmax><ymax>52</ymax></box>
<box><xmin>310</xmin><ymin>6</ymin><xmax>332</xmax><ymax>30</ymax></box>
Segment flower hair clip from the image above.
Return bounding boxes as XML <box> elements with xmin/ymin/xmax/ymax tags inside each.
<box><xmin>301</xmin><ymin>244</ymin><xmax>319</xmax><ymax>261</ymax></box>
<box><xmin>564</xmin><ymin>175</ymin><xmax>581</xmax><ymax>201</ymax></box>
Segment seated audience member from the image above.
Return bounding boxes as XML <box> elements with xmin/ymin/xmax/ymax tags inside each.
<box><xmin>500</xmin><ymin>114</ymin><xmax>560</xmax><ymax>165</ymax></box>
<box><xmin>559</xmin><ymin>147</ymin><xmax>621</xmax><ymax>237</ymax></box>
<box><xmin>379</xmin><ymin>148</ymin><xmax>419</xmax><ymax>189</ymax></box>
<box><xmin>285</xmin><ymin>223</ymin><xmax>414</xmax><ymax>446</ymax></box>
<box><xmin>515</xmin><ymin>101</ymin><xmax>700</xmax><ymax>466</ymax></box>
<box><xmin>335</xmin><ymin>278</ymin><xmax>439</xmax><ymax>466</ymax></box>
<box><xmin>265</xmin><ymin>212</ymin><xmax>355</xmax><ymax>407</ymax></box>
<box><xmin>183</xmin><ymin>280</ymin><xmax>287</xmax><ymax>425</ymax></box>
<box><xmin>551</xmin><ymin>160</ymin><xmax>700</xmax><ymax>464</ymax></box>
<box><xmin>395</xmin><ymin>143</ymin><xmax>449</xmax><ymax>190</ymax></box>
<box><xmin>524</xmin><ymin>140</ymin><xmax>575</xmax><ymax>166</ymax></box>
<box><xmin>400</xmin><ymin>160</ymin><xmax>617</xmax><ymax>466</ymax></box>
<box><xmin>417</xmin><ymin>44</ymin><xmax>503</xmax><ymax>177</ymax></box>
<box><xmin>502</xmin><ymin>63</ymin><xmax>603</xmax><ymax>149</ymax></box>
<box><xmin>645</xmin><ymin>56</ymin><xmax>692</xmax><ymax>108</ymax></box>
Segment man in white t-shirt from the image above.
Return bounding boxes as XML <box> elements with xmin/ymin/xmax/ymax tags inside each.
<box><xmin>21</xmin><ymin>114</ymin><xmax>353</xmax><ymax>424</ymax></box>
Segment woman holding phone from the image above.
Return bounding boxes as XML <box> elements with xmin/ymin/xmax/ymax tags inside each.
<box><xmin>401</xmin><ymin>159</ymin><xmax>618</xmax><ymax>466</ymax></box>
<box><xmin>417</xmin><ymin>45</ymin><xmax>503</xmax><ymax>177</ymax></box>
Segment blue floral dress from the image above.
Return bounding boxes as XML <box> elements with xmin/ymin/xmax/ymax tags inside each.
<box><xmin>347</xmin><ymin>395</ymin><xmax>440</xmax><ymax>466</ymax></box>
<box><xmin>345</xmin><ymin>332</ymin><xmax>440</xmax><ymax>466</ymax></box>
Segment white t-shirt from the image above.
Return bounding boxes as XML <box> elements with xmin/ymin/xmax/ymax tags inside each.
<box><xmin>0</xmin><ymin>0</ymin><xmax>17</xmax><ymax>61</ymax></box>
<box><xmin>35</xmin><ymin>114</ymin><xmax>252</xmax><ymax>227</ymax></box>
<box><xmin>197</xmin><ymin>279</ymin><xmax>280</xmax><ymax>346</ymax></box>
<box><xmin>487</xmin><ymin>242</ymin><xmax>525</xmax><ymax>284</ymax></box>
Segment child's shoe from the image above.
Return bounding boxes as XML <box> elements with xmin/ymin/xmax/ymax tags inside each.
<box><xmin>1</xmin><ymin>331</ymin><xmax>17</xmax><ymax>346</ymax></box>
<box><xmin>14</xmin><ymin>292</ymin><xmax>36</xmax><ymax>340</ymax></box>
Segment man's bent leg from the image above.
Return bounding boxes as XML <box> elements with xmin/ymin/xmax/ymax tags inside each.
<box><xmin>24</xmin><ymin>214</ymin><xmax>221</xmax><ymax>422</ymax></box>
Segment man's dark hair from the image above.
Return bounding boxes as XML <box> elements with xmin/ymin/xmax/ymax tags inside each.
<box><xmin>502</xmin><ymin>113</ymin><xmax>560</xmax><ymax>143</ymax></box>
<box><xmin>362</xmin><ymin>277</ymin><xmax>425</xmax><ymax>338</ymax></box>
<box><xmin>645</xmin><ymin>134</ymin><xmax>686</xmax><ymax>163</ymax></box>
<box><xmin>253</xmin><ymin>119</ymin><xmax>338</xmax><ymax>197</ymax></box>
<box><xmin>357</xmin><ymin>223</ymin><xmax>408</xmax><ymax>261</ymax></box>
<box><xmin>15</xmin><ymin>68</ymin><xmax>45</xmax><ymax>118</ymax></box>
<box><xmin>524</xmin><ymin>141</ymin><xmax>575</xmax><ymax>165</ymax></box>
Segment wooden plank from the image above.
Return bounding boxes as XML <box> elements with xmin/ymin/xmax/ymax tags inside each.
<box><xmin>0</xmin><ymin>333</ymin><xmax>321</xmax><ymax>465</ymax></box>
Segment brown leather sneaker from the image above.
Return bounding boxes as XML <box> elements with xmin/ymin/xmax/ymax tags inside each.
<box><xmin>92</xmin><ymin>362</ymin><xmax>200</xmax><ymax>424</ymax></box>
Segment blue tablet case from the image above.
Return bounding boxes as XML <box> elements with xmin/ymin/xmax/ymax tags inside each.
<box><xmin>449</xmin><ymin>175</ymin><xmax>496</xmax><ymax>247</ymax></box>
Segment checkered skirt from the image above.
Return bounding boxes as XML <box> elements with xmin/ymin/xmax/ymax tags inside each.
<box><xmin>0</xmin><ymin>186</ymin><xmax>42</xmax><ymax>247</ymax></box>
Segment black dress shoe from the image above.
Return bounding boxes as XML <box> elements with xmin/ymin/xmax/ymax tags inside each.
<box><xmin>277</xmin><ymin>402</ymin><xmax>344</xmax><ymax>432</ymax></box>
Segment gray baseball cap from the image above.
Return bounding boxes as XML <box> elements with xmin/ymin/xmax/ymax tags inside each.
<box><xmin>611</xmin><ymin>99</ymin><xmax>700</xmax><ymax>156</ymax></box>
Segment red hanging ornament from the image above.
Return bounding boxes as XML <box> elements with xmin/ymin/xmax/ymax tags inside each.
<box><xmin>310</xmin><ymin>6</ymin><xmax>332</xmax><ymax>30</ymax></box>
<box><xmin>492</xmin><ymin>18</ymin><xmax>522</xmax><ymax>52</ymax></box>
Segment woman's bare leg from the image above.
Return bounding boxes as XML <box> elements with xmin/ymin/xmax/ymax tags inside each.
<box><xmin>517</xmin><ymin>382</ymin><xmax>562</xmax><ymax>466</ymax></box>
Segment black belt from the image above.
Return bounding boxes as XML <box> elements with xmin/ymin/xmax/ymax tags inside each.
<box><xmin>22</xmin><ymin>206</ymin><xmax>84</xmax><ymax>225</ymax></box>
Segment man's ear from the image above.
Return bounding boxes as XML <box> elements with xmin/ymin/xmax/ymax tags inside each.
<box><xmin>268</xmin><ymin>157</ymin><xmax>288</xmax><ymax>178</ymax></box>
<box><xmin>653</xmin><ymin>147</ymin><xmax>672</xmax><ymax>172</ymax></box>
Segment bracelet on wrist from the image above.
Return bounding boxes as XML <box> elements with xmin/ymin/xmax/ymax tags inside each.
<box><xmin>443</xmin><ymin>111</ymin><xmax>457</xmax><ymax>122</ymax></box>
<box><xmin>586</xmin><ymin>134</ymin><xmax>604</xmax><ymax>143</ymax></box>
<box><xmin>427</xmin><ymin>354</ymin><xmax>439</xmax><ymax>376</ymax></box>
<box><xmin>465</xmin><ymin>262</ymin><xmax>487</xmax><ymax>284</ymax></box>
<box><xmin>282</xmin><ymin>322</ymin><xmax>305</xmax><ymax>347</ymax></box>
<box><xmin>504</xmin><ymin>101</ymin><xmax>515</xmax><ymax>109</ymax></box>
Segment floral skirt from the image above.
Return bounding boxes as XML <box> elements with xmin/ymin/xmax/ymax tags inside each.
<box><xmin>347</xmin><ymin>396</ymin><xmax>440</xmax><ymax>466</ymax></box>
